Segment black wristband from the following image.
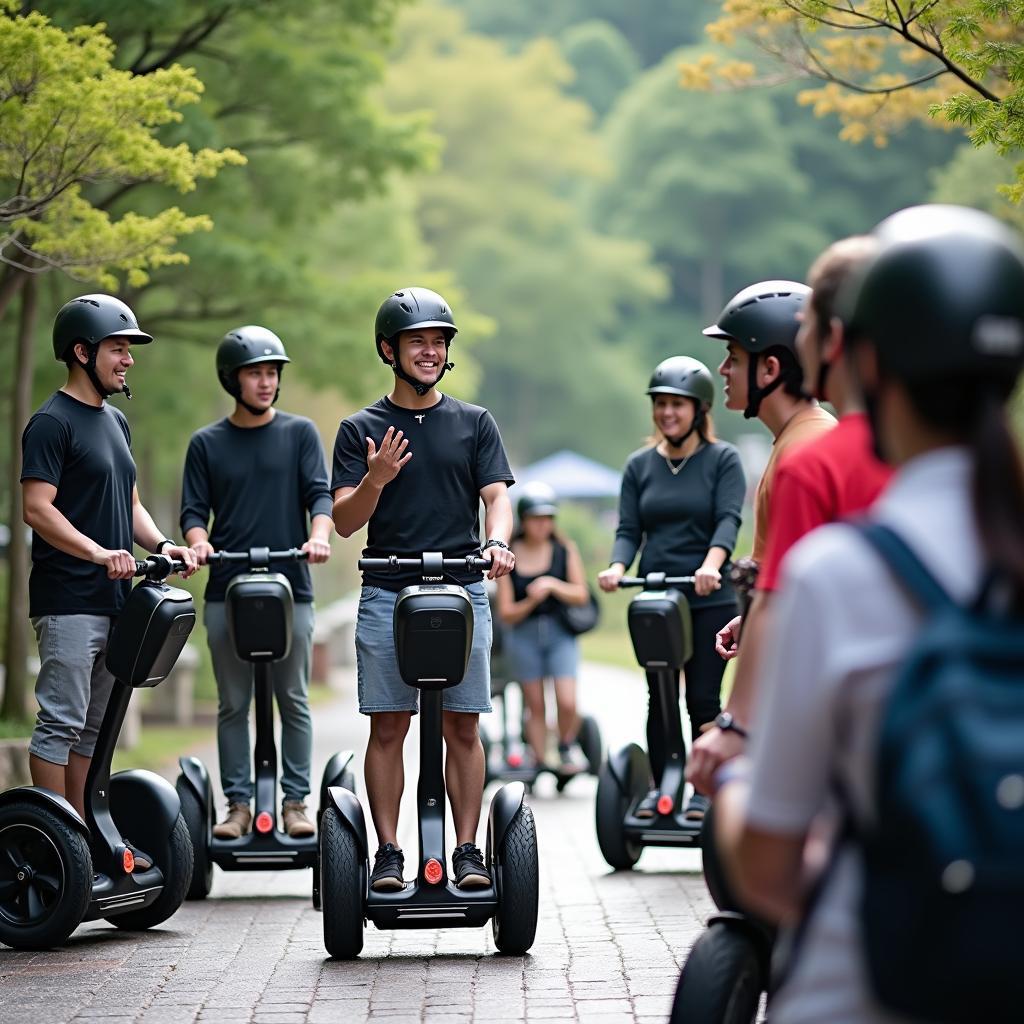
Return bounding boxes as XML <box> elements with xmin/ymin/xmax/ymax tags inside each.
<box><xmin>482</xmin><ymin>538</ymin><xmax>509</xmax><ymax>552</ymax></box>
<box><xmin>155</xmin><ymin>539</ymin><xmax>174</xmax><ymax>554</ymax></box>
<box><xmin>714</xmin><ymin>711</ymin><xmax>749</xmax><ymax>740</ymax></box>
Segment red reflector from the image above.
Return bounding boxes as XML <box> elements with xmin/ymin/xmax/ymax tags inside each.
<box><xmin>255</xmin><ymin>811</ymin><xmax>274</xmax><ymax>834</ymax></box>
<box><xmin>657</xmin><ymin>794</ymin><xmax>674</xmax><ymax>816</ymax></box>
<box><xmin>122</xmin><ymin>848</ymin><xmax>135</xmax><ymax>874</ymax></box>
<box><xmin>424</xmin><ymin>858</ymin><xmax>444</xmax><ymax>885</ymax></box>
<box><xmin>507</xmin><ymin>753</ymin><xmax>522</xmax><ymax>767</ymax></box>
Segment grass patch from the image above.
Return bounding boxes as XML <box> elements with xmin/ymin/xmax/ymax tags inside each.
<box><xmin>112</xmin><ymin>724</ymin><xmax>213</xmax><ymax>775</ymax></box>
<box><xmin>0</xmin><ymin>718</ymin><xmax>32</xmax><ymax>739</ymax></box>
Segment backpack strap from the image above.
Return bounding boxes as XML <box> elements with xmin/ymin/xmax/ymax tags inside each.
<box><xmin>853</xmin><ymin>521</ymin><xmax>953</xmax><ymax>614</ymax></box>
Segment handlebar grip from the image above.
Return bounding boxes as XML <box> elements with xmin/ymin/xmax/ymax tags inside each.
<box><xmin>617</xmin><ymin>574</ymin><xmax>696</xmax><ymax>589</ymax></box>
<box><xmin>206</xmin><ymin>548</ymin><xmax>308</xmax><ymax>565</ymax></box>
<box><xmin>134</xmin><ymin>555</ymin><xmax>187</xmax><ymax>577</ymax></box>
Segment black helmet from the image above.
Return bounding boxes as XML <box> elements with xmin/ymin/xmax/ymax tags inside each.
<box><xmin>374</xmin><ymin>287</ymin><xmax>458</xmax><ymax>363</ymax></box>
<box><xmin>374</xmin><ymin>286</ymin><xmax>458</xmax><ymax>396</ymax></box>
<box><xmin>704</xmin><ymin>279</ymin><xmax>810</xmax><ymax>419</ymax></box>
<box><xmin>216</xmin><ymin>326</ymin><xmax>290</xmax><ymax>412</ymax></box>
<box><xmin>841</xmin><ymin>205</ymin><xmax>1024</xmax><ymax>381</ymax></box>
<box><xmin>703</xmin><ymin>280</ymin><xmax>810</xmax><ymax>355</ymax></box>
<box><xmin>517</xmin><ymin>481</ymin><xmax>559</xmax><ymax>520</ymax></box>
<box><xmin>52</xmin><ymin>294</ymin><xmax>152</xmax><ymax>362</ymax></box>
<box><xmin>646</xmin><ymin>356</ymin><xmax>715</xmax><ymax>410</ymax></box>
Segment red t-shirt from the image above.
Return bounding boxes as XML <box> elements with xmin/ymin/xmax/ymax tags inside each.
<box><xmin>758</xmin><ymin>413</ymin><xmax>894</xmax><ymax>592</ymax></box>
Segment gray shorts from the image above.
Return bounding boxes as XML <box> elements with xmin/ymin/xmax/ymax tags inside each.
<box><xmin>505</xmin><ymin>612</ymin><xmax>579</xmax><ymax>682</ymax></box>
<box><xmin>29</xmin><ymin>614</ymin><xmax>116</xmax><ymax>764</ymax></box>
<box><xmin>355</xmin><ymin>582</ymin><xmax>493</xmax><ymax>715</ymax></box>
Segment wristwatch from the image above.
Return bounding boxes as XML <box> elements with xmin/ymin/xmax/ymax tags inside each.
<box><xmin>155</xmin><ymin>539</ymin><xmax>175</xmax><ymax>554</ymax></box>
<box><xmin>714</xmin><ymin>711</ymin><xmax>749</xmax><ymax>740</ymax></box>
<box><xmin>481</xmin><ymin>539</ymin><xmax>510</xmax><ymax>552</ymax></box>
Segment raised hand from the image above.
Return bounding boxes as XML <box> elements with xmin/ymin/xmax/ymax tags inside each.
<box><xmin>366</xmin><ymin>426</ymin><xmax>411</xmax><ymax>487</ymax></box>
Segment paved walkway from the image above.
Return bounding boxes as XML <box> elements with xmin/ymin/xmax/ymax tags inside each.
<box><xmin>1</xmin><ymin>662</ymin><xmax>715</xmax><ymax>1023</ymax></box>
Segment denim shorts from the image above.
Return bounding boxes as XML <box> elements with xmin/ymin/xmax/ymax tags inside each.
<box><xmin>29</xmin><ymin>614</ymin><xmax>116</xmax><ymax>764</ymax></box>
<box><xmin>355</xmin><ymin>582</ymin><xmax>493</xmax><ymax>715</ymax></box>
<box><xmin>504</xmin><ymin>612</ymin><xmax>579</xmax><ymax>682</ymax></box>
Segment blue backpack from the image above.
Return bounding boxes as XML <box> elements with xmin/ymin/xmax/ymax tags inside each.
<box><xmin>851</xmin><ymin>522</ymin><xmax>1024</xmax><ymax>1023</ymax></box>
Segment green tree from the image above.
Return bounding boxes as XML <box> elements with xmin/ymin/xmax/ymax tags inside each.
<box><xmin>560</xmin><ymin>20</ymin><xmax>640</xmax><ymax>118</ymax></box>
<box><xmin>382</xmin><ymin>4</ymin><xmax>668</xmax><ymax>465</ymax></box>
<box><xmin>0</xmin><ymin>7</ymin><xmax>243</xmax><ymax>720</ymax></box>
<box><xmin>682</xmin><ymin>1</ymin><xmax>1024</xmax><ymax>200</ymax></box>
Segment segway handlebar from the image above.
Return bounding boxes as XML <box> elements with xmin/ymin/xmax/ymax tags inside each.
<box><xmin>358</xmin><ymin>554</ymin><xmax>491</xmax><ymax>572</ymax></box>
<box><xmin>206</xmin><ymin>547</ymin><xmax>310</xmax><ymax>566</ymax></box>
<box><xmin>617</xmin><ymin>573</ymin><xmax>696</xmax><ymax>589</ymax></box>
<box><xmin>133</xmin><ymin>555</ymin><xmax>189</xmax><ymax>581</ymax></box>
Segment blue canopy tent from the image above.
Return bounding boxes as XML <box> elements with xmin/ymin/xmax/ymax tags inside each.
<box><xmin>512</xmin><ymin>449</ymin><xmax>621</xmax><ymax>500</ymax></box>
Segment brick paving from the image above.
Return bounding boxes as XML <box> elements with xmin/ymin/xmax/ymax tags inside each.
<box><xmin>0</xmin><ymin>662</ymin><xmax>715</xmax><ymax>1023</ymax></box>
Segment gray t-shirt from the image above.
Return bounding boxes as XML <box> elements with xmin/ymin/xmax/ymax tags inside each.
<box><xmin>746</xmin><ymin>447</ymin><xmax>981</xmax><ymax>1024</ymax></box>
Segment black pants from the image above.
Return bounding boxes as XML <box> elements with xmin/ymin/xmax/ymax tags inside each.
<box><xmin>646</xmin><ymin>602</ymin><xmax>737</xmax><ymax>781</ymax></box>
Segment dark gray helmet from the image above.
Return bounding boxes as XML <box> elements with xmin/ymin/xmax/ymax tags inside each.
<box><xmin>53</xmin><ymin>293</ymin><xmax>152</xmax><ymax>362</ymax></box>
<box><xmin>646</xmin><ymin>356</ymin><xmax>715</xmax><ymax>410</ymax></box>
<box><xmin>517</xmin><ymin>481</ymin><xmax>559</xmax><ymax>520</ymax></box>
<box><xmin>841</xmin><ymin>205</ymin><xmax>1024</xmax><ymax>381</ymax></box>
<box><xmin>216</xmin><ymin>326</ymin><xmax>290</xmax><ymax>397</ymax></box>
<box><xmin>703</xmin><ymin>280</ymin><xmax>810</xmax><ymax>355</ymax></box>
<box><xmin>374</xmin><ymin>286</ymin><xmax>458</xmax><ymax>364</ymax></box>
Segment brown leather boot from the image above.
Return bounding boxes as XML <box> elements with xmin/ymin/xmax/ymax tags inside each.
<box><xmin>213</xmin><ymin>802</ymin><xmax>252</xmax><ymax>839</ymax></box>
<box><xmin>282</xmin><ymin>800</ymin><xmax>315</xmax><ymax>838</ymax></box>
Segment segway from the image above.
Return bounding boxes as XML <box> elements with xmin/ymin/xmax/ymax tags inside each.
<box><xmin>174</xmin><ymin>548</ymin><xmax>355</xmax><ymax>906</ymax></box>
<box><xmin>320</xmin><ymin>552</ymin><xmax>539</xmax><ymax>959</ymax></box>
<box><xmin>0</xmin><ymin>555</ymin><xmax>196</xmax><ymax>949</ymax></box>
<box><xmin>669</xmin><ymin>804</ymin><xmax>774</xmax><ymax>1023</ymax></box>
<box><xmin>594</xmin><ymin>571</ymin><xmax>701</xmax><ymax>869</ymax></box>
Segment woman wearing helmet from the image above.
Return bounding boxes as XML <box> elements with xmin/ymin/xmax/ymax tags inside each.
<box><xmin>715</xmin><ymin>206</ymin><xmax>1024</xmax><ymax>1021</ymax></box>
<box><xmin>598</xmin><ymin>357</ymin><xmax>746</xmax><ymax>820</ymax></box>
<box><xmin>495</xmin><ymin>482</ymin><xmax>591</xmax><ymax>773</ymax></box>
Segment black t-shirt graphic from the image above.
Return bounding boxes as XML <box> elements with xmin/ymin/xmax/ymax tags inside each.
<box><xmin>21</xmin><ymin>391</ymin><xmax>136</xmax><ymax>617</ymax></box>
<box><xmin>180</xmin><ymin>413</ymin><xmax>333</xmax><ymax>602</ymax></box>
<box><xmin>331</xmin><ymin>395</ymin><xmax>514</xmax><ymax>591</ymax></box>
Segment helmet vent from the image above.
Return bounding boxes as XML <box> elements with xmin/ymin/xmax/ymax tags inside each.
<box><xmin>399</xmin><ymin>302</ymin><xmax>411</xmax><ymax>313</ymax></box>
<box><xmin>80</xmin><ymin>298</ymin><xmax>100</xmax><ymax>307</ymax></box>
<box><xmin>119</xmin><ymin>313</ymin><xmax>128</xmax><ymax>321</ymax></box>
<box><xmin>394</xmin><ymin>291</ymin><xmax>404</xmax><ymax>297</ymax></box>
<box><xmin>738</xmin><ymin>298</ymin><xmax>757</xmax><ymax>309</ymax></box>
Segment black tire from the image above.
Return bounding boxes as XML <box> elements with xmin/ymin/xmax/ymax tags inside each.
<box><xmin>320</xmin><ymin>807</ymin><xmax>364</xmax><ymax>959</ymax></box>
<box><xmin>0</xmin><ymin>801</ymin><xmax>92</xmax><ymax>950</ymax></box>
<box><xmin>491</xmin><ymin>805</ymin><xmax>539</xmax><ymax>955</ymax></box>
<box><xmin>175</xmin><ymin>780</ymin><xmax>212</xmax><ymax>901</ymax></box>
<box><xmin>577</xmin><ymin>715</ymin><xmax>603</xmax><ymax>774</ymax></box>
<box><xmin>595</xmin><ymin>761</ymin><xmax>641</xmax><ymax>870</ymax></box>
<box><xmin>108</xmin><ymin>814</ymin><xmax>193</xmax><ymax>931</ymax></box>
<box><xmin>671</xmin><ymin>923</ymin><xmax>764</xmax><ymax>1024</ymax></box>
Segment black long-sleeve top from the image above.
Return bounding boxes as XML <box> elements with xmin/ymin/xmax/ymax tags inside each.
<box><xmin>609</xmin><ymin>442</ymin><xmax>746</xmax><ymax>609</ymax></box>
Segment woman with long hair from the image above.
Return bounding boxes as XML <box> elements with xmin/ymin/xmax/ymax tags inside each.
<box><xmin>599</xmin><ymin>357</ymin><xmax>745</xmax><ymax>820</ymax></box>
<box><xmin>496</xmin><ymin>482</ymin><xmax>591</xmax><ymax>772</ymax></box>
<box><xmin>716</xmin><ymin>205</ymin><xmax>1024</xmax><ymax>1021</ymax></box>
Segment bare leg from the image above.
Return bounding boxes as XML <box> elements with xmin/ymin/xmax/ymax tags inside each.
<box><xmin>442</xmin><ymin>711</ymin><xmax>484</xmax><ymax>846</ymax></box>
<box><xmin>29</xmin><ymin>753</ymin><xmax>67</xmax><ymax>801</ymax></box>
<box><xmin>364</xmin><ymin>711</ymin><xmax>412</xmax><ymax>848</ymax></box>
<box><xmin>553</xmin><ymin>676</ymin><xmax>580</xmax><ymax>744</ymax></box>
<box><xmin>519</xmin><ymin>680</ymin><xmax>548</xmax><ymax>763</ymax></box>
<box><xmin>65</xmin><ymin>752</ymin><xmax>92</xmax><ymax>819</ymax></box>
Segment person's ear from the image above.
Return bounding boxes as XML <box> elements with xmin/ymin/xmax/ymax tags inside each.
<box><xmin>823</xmin><ymin>316</ymin><xmax>845</xmax><ymax>364</ymax></box>
<box><xmin>760</xmin><ymin>353</ymin><xmax>781</xmax><ymax>387</ymax></box>
<box><xmin>380</xmin><ymin>339</ymin><xmax>395</xmax><ymax>364</ymax></box>
<box><xmin>73</xmin><ymin>341</ymin><xmax>89</xmax><ymax>365</ymax></box>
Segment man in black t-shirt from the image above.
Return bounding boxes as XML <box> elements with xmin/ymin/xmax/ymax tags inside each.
<box><xmin>181</xmin><ymin>327</ymin><xmax>333</xmax><ymax>840</ymax></box>
<box><xmin>332</xmin><ymin>287</ymin><xmax>515</xmax><ymax>893</ymax></box>
<box><xmin>21</xmin><ymin>294</ymin><xmax>197</xmax><ymax>827</ymax></box>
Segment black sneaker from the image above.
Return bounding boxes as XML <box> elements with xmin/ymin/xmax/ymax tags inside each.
<box><xmin>684</xmin><ymin>792</ymin><xmax>710</xmax><ymax>821</ymax></box>
<box><xmin>370</xmin><ymin>843</ymin><xmax>405</xmax><ymax>892</ymax></box>
<box><xmin>634</xmin><ymin>789</ymin><xmax>659</xmax><ymax>820</ymax></box>
<box><xmin>452</xmin><ymin>842</ymin><xmax>490</xmax><ymax>889</ymax></box>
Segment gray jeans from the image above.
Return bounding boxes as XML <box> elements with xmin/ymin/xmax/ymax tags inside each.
<box><xmin>204</xmin><ymin>600</ymin><xmax>315</xmax><ymax>805</ymax></box>
<box><xmin>29</xmin><ymin>614</ymin><xmax>116</xmax><ymax>764</ymax></box>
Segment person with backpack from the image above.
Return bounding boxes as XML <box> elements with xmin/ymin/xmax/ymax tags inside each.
<box><xmin>495</xmin><ymin>481</ymin><xmax>591</xmax><ymax>773</ymax></box>
<box><xmin>714</xmin><ymin>205</ymin><xmax>1024</xmax><ymax>1023</ymax></box>
<box><xmin>598</xmin><ymin>357</ymin><xmax>746</xmax><ymax>820</ymax></box>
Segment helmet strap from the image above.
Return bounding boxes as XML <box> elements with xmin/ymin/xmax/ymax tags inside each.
<box><xmin>663</xmin><ymin>405</ymin><xmax>704</xmax><ymax>449</ymax></box>
<box><xmin>743</xmin><ymin>355</ymin><xmax>783</xmax><ymax>419</ymax></box>
<box><xmin>815</xmin><ymin>360</ymin><xmax>831</xmax><ymax>403</ymax></box>
<box><xmin>231</xmin><ymin>363</ymin><xmax>282</xmax><ymax>416</ymax></box>
<box><xmin>75</xmin><ymin>344</ymin><xmax>122</xmax><ymax>401</ymax></box>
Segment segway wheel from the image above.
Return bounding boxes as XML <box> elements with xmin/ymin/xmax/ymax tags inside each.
<box><xmin>338</xmin><ymin>769</ymin><xmax>357</xmax><ymax>795</ymax></box>
<box><xmin>490</xmin><ymin>804</ymin><xmax>538</xmax><ymax>955</ymax></box>
<box><xmin>175</xmin><ymin>779</ymin><xmax>212</xmax><ymax>901</ymax></box>
<box><xmin>108</xmin><ymin>814</ymin><xmax>193</xmax><ymax>931</ymax></box>
<box><xmin>670</xmin><ymin>922</ymin><xmax>763</xmax><ymax>1024</ymax></box>
<box><xmin>595</xmin><ymin>761</ymin><xmax>641</xmax><ymax>870</ymax></box>
<box><xmin>0</xmin><ymin>801</ymin><xmax>92</xmax><ymax>950</ymax></box>
<box><xmin>320</xmin><ymin>807</ymin><xmax>364</xmax><ymax>959</ymax></box>
<box><xmin>577</xmin><ymin>715</ymin><xmax>603</xmax><ymax>774</ymax></box>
